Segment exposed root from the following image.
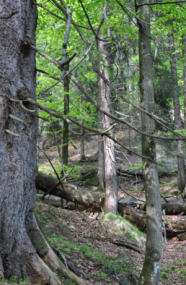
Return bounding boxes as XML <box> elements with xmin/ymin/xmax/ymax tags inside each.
<box><xmin>26</xmin><ymin>210</ymin><xmax>86</xmax><ymax>285</ymax></box>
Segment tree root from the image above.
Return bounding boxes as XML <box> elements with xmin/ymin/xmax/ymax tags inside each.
<box><xmin>26</xmin><ymin>210</ymin><xmax>86</xmax><ymax>285</ymax></box>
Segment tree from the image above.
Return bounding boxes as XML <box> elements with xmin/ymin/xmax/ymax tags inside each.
<box><xmin>62</xmin><ymin>63</ymin><xmax>70</xmax><ymax>166</ymax></box>
<box><xmin>169</xmin><ymin>28</ymin><xmax>185</xmax><ymax>192</ymax></box>
<box><xmin>97</xmin><ymin>33</ymin><xmax>118</xmax><ymax>214</ymax></box>
<box><xmin>0</xmin><ymin>1</ymin><xmax>85</xmax><ymax>284</ymax></box>
<box><xmin>137</xmin><ymin>0</ymin><xmax>162</xmax><ymax>284</ymax></box>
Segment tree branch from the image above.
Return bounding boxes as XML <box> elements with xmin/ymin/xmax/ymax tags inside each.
<box><xmin>138</xmin><ymin>1</ymin><xmax>186</xmax><ymax>7</ymax></box>
<box><xmin>0</xmin><ymin>11</ymin><xmax>18</xmax><ymax>19</ymax></box>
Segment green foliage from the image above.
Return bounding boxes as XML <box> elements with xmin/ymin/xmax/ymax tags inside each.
<box><xmin>160</xmin><ymin>180</ymin><xmax>177</xmax><ymax>187</ymax></box>
<box><xmin>160</xmin><ymin>272</ymin><xmax>168</xmax><ymax>280</ymax></box>
<box><xmin>126</xmin><ymin>163</ymin><xmax>143</xmax><ymax>171</ymax></box>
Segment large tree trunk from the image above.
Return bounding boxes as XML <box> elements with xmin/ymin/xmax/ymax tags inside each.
<box><xmin>97</xmin><ymin>35</ymin><xmax>118</xmax><ymax>214</ymax></box>
<box><xmin>137</xmin><ymin>1</ymin><xmax>162</xmax><ymax>284</ymax></box>
<box><xmin>169</xmin><ymin>28</ymin><xmax>186</xmax><ymax>192</ymax></box>
<box><xmin>0</xmin><ymin>2</ymin><xmax>84</xmax><ymax>284</ymax></box>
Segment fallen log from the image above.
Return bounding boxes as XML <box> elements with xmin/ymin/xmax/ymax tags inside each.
<box><xmin>117</xmin><ymin>164</ymin><xmax>174</xmax><ymax>179</ymax></box>
<box><xmin>35</xmin><ymin>172</ymin><xmax>186</xmax><ymax>232</ymax></box>
<box><xmin>36</xmin><ymin>172</ymin><xmax>186</xmax><ymax>215</ymax></box>
<box><xmin>36</xmin><ymin>172</ymin><xmax>104</xmax><ymax>211</ymax></box>
<box><xmin>121</xmin><ymin>206</ymin><xmax>186</xmax><ymax>232</ymax></box>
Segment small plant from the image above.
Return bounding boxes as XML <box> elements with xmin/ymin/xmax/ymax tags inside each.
<box><xmin>171</xmin><ymin>265</ymin><xmax>176</xmax><ymax>271</ymax></box>
<box><xmin>181</xmin><ymin>268</ymin><xmax>186</xmax><ymax>276</ymax></box>
<box><xmin>160</xmin><ymin>272</ymin><xmax>168</xmax><ymax>279</ymax></box>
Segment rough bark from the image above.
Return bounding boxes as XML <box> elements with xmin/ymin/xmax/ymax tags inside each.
<box><xmin>0</xmin><ymin>2</ymin><xmax>85</xmax><ymax>284</ymax></box>
<box><xmin>97</xmin><ymin>41</ymin><xmax>106</xmax><ymax>189</ymax></box>
<box><xmin>80</xmin><ymin>127</ymin><xmax>86</xmax><ymax>160</ymax></box>
<box><xmin>183</xmin><ymin>34</ymin><xmax>186</xmax><ymax>128</ymax></box>
<box><xmin>97</xmin><ymin>34</ymin><xmax>118</xmax><ymax>214</ymax></box>
<box><xmin>137</xmin><ymin>1</ymin><xmax>162</xmax><ymax>284</ymax></box>
<box><xmin>169</xmin><ymin>28</ymin><xmax>186</xmax><ymax>192</ymax></box>
<box><xmin>0</xmin><ymin>1</ymin><xmax>59</xmax><ymax>283</ymax></box>
<box><xmin>62</xmin><ymin>64</ymin><xmax>69</xmax><ymax>166</ymax></box>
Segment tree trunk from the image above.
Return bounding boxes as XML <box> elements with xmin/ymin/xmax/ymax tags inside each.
<box><xmin>183</xmin><ymin>34</ymin><xmax>186</xmax><ymax>128</ymax></box>
<box><xmin>137</xmin><ymin>1</ymin><xmax>162</xmax><ymax>284</ymax></box>
<box><xmin>62</xmin><ymin>64</ymin><xmax>69</xmax><ymax>166</ymax></box>
<box><xmin>80</xmin><ymin>127</ymin><xmax>86</xmax><ymax>160</ymax></box>
<box><xmin>169</xmin><ymin>28</ymin><xmax>185</xmax><ymax>192</ymax></box>
<box><xmin>97</xmin><ymin>35</ymin><xmax>118</xmax><ymax>214</ymax></box>
<box><xmin>97</xmin><ymin>62</ymin><xmax>105</xmax><ymax>189</ymax></box>
<box><xmin>0</xmin><ymin>2</ymin><xmax>84</xmax><ymax>284</ymax></box>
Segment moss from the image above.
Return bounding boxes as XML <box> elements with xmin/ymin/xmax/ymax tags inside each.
<box><xmin>41</xmin><ymin>236</ymin><xmax>48</xmax><ymax>248</ymax></box>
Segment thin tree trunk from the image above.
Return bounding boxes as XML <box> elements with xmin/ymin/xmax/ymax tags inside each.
<box><xmin>137</xmin><ymin>1</ymin><xmax>162</xmax><ymax>284</ymax></box>
<box><xmin>97</xmin><ymin>53</ymin><xmax>105</xmax><ymax>189</ymax></box>
<box><xmin>97</xmin><ymin>35</ymin><xmax>118</xmax><ymax>214</ymax></box>
<box><xmin>62</xmin><ymin>64</ymin><xmax>69</xmax><ymax>166</ymax></box>
<box><xmin>183</xmin><ymin>34</ymin><xmax>186</xmax><ymax>128</ymax></box>
<box><xmin>80</xmin><ymin>126</ymin><xmax>86</xmax><ymax>160</ymax></box>
<box><xmin>169</xmin><ymin>28</ymin><xmax>185</xmax><ymax>192</ymax></box>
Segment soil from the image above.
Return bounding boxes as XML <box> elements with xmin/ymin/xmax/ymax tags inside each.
<box><xmin>2</xmin><ymin>137</ymin><xmax>186</xmax><ymax>285</ymax></box>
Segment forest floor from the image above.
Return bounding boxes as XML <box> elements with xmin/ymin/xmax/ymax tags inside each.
<box><xmin>3</xmin><ymin>136</ymin><xmax>186</xmax><ymax>285</ymax></box>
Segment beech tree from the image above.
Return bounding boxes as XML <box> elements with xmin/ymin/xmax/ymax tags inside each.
<box><xmin>97</xmin><ymin>34</ymin><xmax>118</xmax><ymax>214</ymax></box>
<box><xmin>136</xmin><ymin>0</ymin><xmax>162</xmax><ymax>284</ymax></box>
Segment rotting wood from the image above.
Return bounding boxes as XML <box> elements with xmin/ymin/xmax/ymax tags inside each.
<box><xmin>36</xmin><ymin>172</ymin><xmax>186</xmax><ymax>233</ymax></box>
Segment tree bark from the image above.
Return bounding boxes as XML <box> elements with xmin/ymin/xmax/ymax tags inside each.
<box><xmin>62</xmin><ymin>64</ymin><xmax>69</xmax><ymax>166</ymax></box>
<box><xmin>97</xmin><ymin>34</ymin><xmax>118</xmax><ymax>214</ymax></box>
<box><xmin>0</xmin><ymin>2</ymin><xmax>85</xmax><ymax>284</ymax></box>
<box><xmin>169</xmin><ymin>28</ymin><xmax>186</xmax><ymax>192</ymax></box>
<box><xmin>97</xmin><ymin>68</ymin><xmax>106</xmax><ymax>189</ymax></box>
<box><xmin>137</xmin><ymin>1</ymin><xmax>162</xmax><ymax>284</ymax></box>
<box><xmin>183</xmin><ymin>34</ymin><xmax>186</xmax><ymax>128</ymax></box>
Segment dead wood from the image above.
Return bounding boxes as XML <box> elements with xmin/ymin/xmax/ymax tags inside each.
<box><xmin>121</xmin><ymin>206</ymin><xmax>186</xmax><ymax>232</ymax></box>
<box><xmin>117</xmin><ymin>164</ymin><xmax>174</xmax><ymax>179</ymax></box>
<box><xmin>36</xmin><ymin>172</ymin><xmax>186</xmax><ymax>233</ymax></box>
<box><xmin>36</xmin><ymin>172</ymin><xmax>104</xmax><ymax>211</ymax></box>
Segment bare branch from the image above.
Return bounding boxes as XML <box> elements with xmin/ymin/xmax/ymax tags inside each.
<box><xmin>0</xmin><ymin>11</ymin><xmax>18</xmax><ymax>19</ymax></box>
<box><xmin>116</xmin><ymin>0</ymin><xmax>168</xmax><ymax>39</ymax></box>
<box><xmin>5</xmin><ymin>129</ymin><xmax>21</xmax><ymax>138</ymax></box>
<box><xmin>78</xmin><ymin>0</ymin><xmax>97</xmax><ymax>36</ymax></box>
<box><xmin>69</xmin><ymin>74</ymin><xmax>186</xmax><ymax>141</ymax></box>
<box><xmin>36</xmin><ymin>145</ymin><xmax>65</xmax><ymax>191</ymax></box>
<box><xmin>9</xmin><ymin>114</ymin><xmax>27</xmax><ymax>130</ymax></box>
<box><xmin>138</xmin><ymin>1</ymin><xmax>186</xmax><ymax>7</ymax></box>
<box><xmin>78</xmin><ymin>0</ymin><xmax>109</xmax><ymax>42</ymax></box>
<box><xmin>15</xmin><ymin>97</ymin><xmax>160</xmax><ymax>164</ymax></box>
<box><xmin>32</xmin><ymin>42</ymin><xmax>186</xmax><ymax>140</ymax></box>
<box><xmin>30</xmin><ymin>45</ymin><xmax>60</xmax><ymax>68</ymax></box>
<box><xmin>20</xmin><ymin>101</ymin><xmax>36</xmax><ymax>113</ymax></box>
<box><xmin>35</xmin><ymin>1</ymin><xmax>90</xmax><ymax>30</ymax></box>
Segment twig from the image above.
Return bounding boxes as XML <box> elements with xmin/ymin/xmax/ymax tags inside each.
<box><xmin>9</xmin><ymin>114</ymin><xmax>27</xmax><ymax>130</ymax></box>
<box><xmin>0</xmin><ymin>11</ymin><xmax>18</xmax><ymax>19</ymax></box>
<box><xmin>52</xmin><ymin>125</ymin><xmax>66</xmax><ymax>177</ymax></box>
<box><xmin>36</xmin><ymin>145</ymin><xmax>63</xmax><ymax>188</ymax></box>
<box><xmin>42</xmin><ymin>167</ymin><xmax>74</xmax><ymax>199</ymax></box>
<box><xmin>118</xmin><ymin>181</ymin><xmax>145</xmax><ymax>204</ymax></box>
<box><xmin>138</xmin><ymin>1</ymin><xmax>186</xmax><ymax>7</ymax></box>
<box><xmin>34</xmin><ymin>2</ymin><xmax>90</xmax><ymax>30</ymax></box>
